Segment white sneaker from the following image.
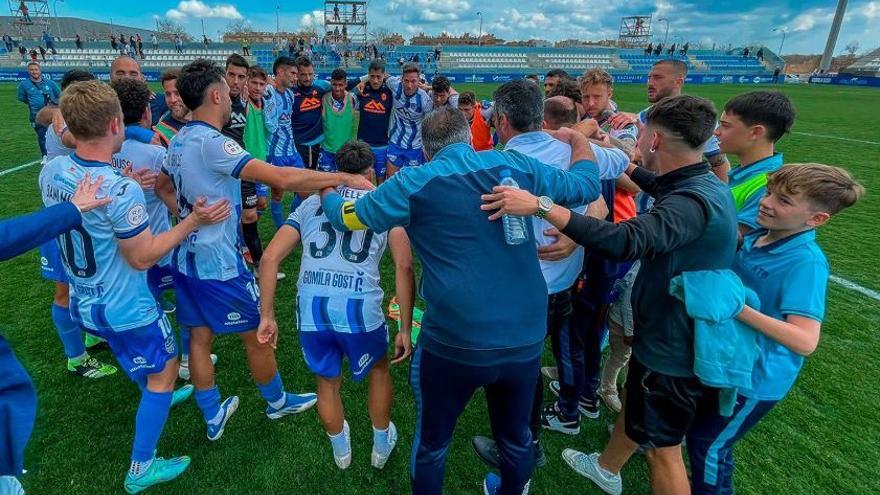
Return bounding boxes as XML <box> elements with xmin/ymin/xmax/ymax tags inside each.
<box><xmin>599</xmin><ymin>388</ymin><xmax>622</xmax><ymax>413</ymax></box>
<box><xmin>540</xmin><ymin>366</ymin><xmax>559</xmax><ymax>381</ymax></box>
<box><xmin>178</xmin><ymin>354</ymin><xmax>218</xmax><ymax>381</ymax></box>
<box><xmin>562</xmin><ymin>450</ymin><xmax>622</xmax><ymax>495</ymax></box>
<box><xmin>371</xmin><ymin>421</ymin><xmax>398</xmax><ymax>469</ymax></box>
<box><xmin>330</xmin><ymin>421</ymin><xmax>352</xmax><ymax>470</ymax></box>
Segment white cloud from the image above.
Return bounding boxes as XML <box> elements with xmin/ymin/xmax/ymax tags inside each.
<box><xmin>789</xmin><ymin>12</ymin><xmax>818</xmax><ymax>32</ymax></box>
<box><xmin>300</xmin><ymin>10</ymin><xmax>324</xmax><ymax>31</ymax></box>
<box><xmin>164</xmin><ymin>0</ymin><xmax>242</xmax><ymax>21</ymax></box>
<box><xmin>861</xmin><ymin>1</ymin><xmax>879</xmax><ymax>18</ymax></box>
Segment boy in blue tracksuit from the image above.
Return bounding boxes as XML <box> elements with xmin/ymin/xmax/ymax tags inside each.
<box><xmin>687</xmin><ymin>164</ymin><xmax>864</xmax><ymax>494</ymax></box>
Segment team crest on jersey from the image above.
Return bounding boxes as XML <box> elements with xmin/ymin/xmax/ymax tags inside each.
<box><xmin>223</xmin><ymin>139</ymin><xmax>245</xmax><ymax>156</ymax></box>
<box><xmin>381</xmin><ymin>93</ymin><xmax>387</xmax><ymax>101</ymax></box>
<box><xmin>126</xmin><ymin>204</ymin><xmax>147</xmax><ymax>227</ymax></box>
<box><xmin>364</xmin><ymin>100</ymin><xmax>387</xmax><ymax>114</ymax></box>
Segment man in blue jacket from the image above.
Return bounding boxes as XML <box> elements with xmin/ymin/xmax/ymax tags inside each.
<box><xmin>320</xmin><ymin>97</ymin><xmax>601</xmax><ymax>495</ymax></box>
<box><xmin>16</xmin><ymin>61</ymin><xmax>60</xmax><ymax>160</ymax></box>
<box><xmin>0</xmin><ymin>175</ymin><xmax>110</xmax><ymax>495</ymax></box>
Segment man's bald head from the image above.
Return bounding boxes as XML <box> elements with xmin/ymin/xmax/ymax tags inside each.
<box><xmin>543</xmin><ymin>95</ymin><xmax>578</xmax><ymax>130</ymax></box>
<box><xmin>111</xmin><ymin>56</ymin><xmax>144</xmax><ymax>83</ymax></box>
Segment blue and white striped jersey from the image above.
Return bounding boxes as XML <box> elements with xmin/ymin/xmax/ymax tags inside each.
<box><xmin>386</xmin><ymin>76</ymin><xmax>434</xmax><ymax>150</ymax></box>
<box><xmin>263</xmin><ymin>85</ymin><xmax>297</xmax><ymax>159</ymax></box>
<box><xmin>39</xmin><ymin>154</ymin><xmax>160</xmax><ymax>332</ymax></box>
<box><xmin>112</xmin><ymin>133</ymin><xmax>172</xmax><ymax>267</ymax></box>
<box><xmin>287</xmin><ymin>188</ymin><xmax>388</xmax><ymax>334</ymax></box>
<box><xmin>163</xmin><ymin>121</ymin><xmax>251</xmax><ymax>281</ymax></box>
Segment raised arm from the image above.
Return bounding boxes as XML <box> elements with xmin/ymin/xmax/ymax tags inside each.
<box><xmin>240</xmin><ymin>159</ymin><xmax>372</xmax><ymax>194</ymax></box>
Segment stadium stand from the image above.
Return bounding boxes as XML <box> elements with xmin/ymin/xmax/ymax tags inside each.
<box><xmin>841</xmin><ymin>48</ymin><xmax>880</xmax><ymax>77</ymax></box>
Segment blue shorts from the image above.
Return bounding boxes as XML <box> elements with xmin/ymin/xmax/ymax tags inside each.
<box><xmin>147</xmin><ymin>264</ymin><xmax>174</xmax><ymax>300</ymax></box>
<box><xmin>386</xmin><ymin>143</ymin><xmax>424</xmax><ymax>169</ymax></box>
<box><xmin>300</xmin><ymin>324</ymin><xmax>389</xmax><ymax>382</ymax></box>
<box><xmin>371</xmin><ymin>146</ymin><xmax>388</xmax><ymax>177</ymax></box>
<box><xmin>268</xmin><ymin>154</ymin><xmax>305</xmax><ymax>169</ymax></box>
<box><xmin>318</xmin><ymin>149</ymin><xmax>337</xmax><ymax>172</ymax></box>
<box><xmin>39</xmin><ymin>240</ymin><xmax>67</xmax><ymax>283</ymax></box>
<box><xmin>91</xmin><ymin>316</ymin><xmax>177</xmax><ymax>386</ymax></box>
<box><xmin>173</xmin><ymin>270</ymin><xmax>260</xmax><ymax>334</ymax></box>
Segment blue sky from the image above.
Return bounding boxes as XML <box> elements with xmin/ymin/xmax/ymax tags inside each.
<box><xmin>57</xmin><ymin>0</ymin><xmax>880</xmax><ymax>55</ymax></box>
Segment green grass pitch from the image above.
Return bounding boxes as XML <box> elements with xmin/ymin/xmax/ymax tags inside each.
<box><xmin>0</xmin><ymin>81</ymin><xmax>878</xmax><ymax>494</ymax></box>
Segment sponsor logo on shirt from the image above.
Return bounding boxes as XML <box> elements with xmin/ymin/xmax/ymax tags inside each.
<box><xmin>299</xmin><ymin>91</ymin><xmax>321</xmax><ymax>112</ymax></box>
<box><xmin>363</xmin><ymin>100</ymin><xmax>387</xmax><ymax>114</ymax></box>
<box><xmin>227</xmin><ymin>312</ymin><xmax>241</xmax><ymax>321</ymax></box>
<box><xmin>127</xmin><ymin>204</ymin><xmax>147</xmax><ymax>227</ymax></box>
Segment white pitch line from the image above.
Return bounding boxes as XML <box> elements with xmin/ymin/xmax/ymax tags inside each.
<box><xmin>830</xmin><ymin>275</ymin><xmax>880</xmax><ymax>302</ymax></box>
<box><xmin>792</xmin><ymin>131</ymin><xmax>880</xmax><ymax>146</ymax></box>
<box><xmin>0</xmin><ymin>159</ymin><xmax>40</xmax><ymax>177</ymax></box>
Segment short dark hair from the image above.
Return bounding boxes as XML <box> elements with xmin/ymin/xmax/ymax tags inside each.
<box><xmin>368</xmin><ymin>60</ymin><xmax>385</xmax><ymax>72</ymax></box>
<box><xmin>653</xmin><ymin>59</ymin><xmax>688</xmax><ymax>77</ymax></box>
<box><xmin>546</xmin><ymin>68</ymin><xmax>570</xmax><ymax>79</ymax></box>
<box><xmin>458</xmin><ymin>91</ymin><xmax>476</xmax><ymax>106</ymax></box>
<box><xmin>723</xmin><ymin>91</ymin><xmax>796</xmax><ymax>142</ymax></box>
<box><xmin>272</xmin><ymin>56</ymin><xmax>295</xmax><ymax>75</ymax></box>
<box><xmin>160</xmin><ymin>68</ymin><xmax>180</xmax><ymax>85</ymax></box>
<box><xmin>225</xmin><ymin>53</ymin><xmax>249</xmax><ymax>71</ymax></box>
<box><xmin>402</xmin><ymin>62</ymin><xmax>420</xmax><ymax>75</ymax></box>
<box><xmin>177</xmin><ymin>58</ymin><xmax>225</xmax><ymax>112</ymax></box>
<box><xmin>645</xmin><ymin>95</ymin><xmax>717</xmax><ymax>149</ymax></box>
<box><xmin>110</xmin><ymin>78</ymin><xmax>151</xmax><ymax>125</ymax></box>
<box><xmin>248</xmin><ymin>65</ymin><xmax>268</xmax><ymax>81</ymax></box>
<box><xmin>546</xmin><ymin>77</ymin><xmax>581</xmax><ymax>105</ymax></box>
<box><xmin>294</xmin><ymin>56</ymin><xmax>313</xmax><ymax>69</ymax></box>
<box><xmin>336</xmin><ymin>140</ymin><xmax>375</xmax><ymax>174</ymax></box>
<box><xmin>525</xmin><ymin>74</ymin><xmax>539</xmax><ymax>80</ymax></box>
<box><xmin>330</xmin><ymin>68</ymin><xmax>347</xmax><ymax>81</ymax></box>
<box><xmin>61</xmin><ymin>69</ymin><xmax>95</xmax><ymax>91</ymax></box>
<box><xmin>431</xmin><ymin>75</ymin><xmax>451</xmax><ymax>93</ymax></box>
<box><xmin>543</xmin><ymin>97</ymin><xmax>578</xmax><ymax>129</ymax></box>
<box><xmin>494</xmin><ymin>80</ymin><xmax>543</xmax><ymax>133</ymax></box>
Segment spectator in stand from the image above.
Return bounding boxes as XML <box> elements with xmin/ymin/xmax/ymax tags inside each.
<box><xmin>29</xmin><ymin>48</ymin><xmax>37</xmax><ymax>62</ymax></box>
<box><xmin>352</xmin><ymin>3</ymin><xmax>358</xmax><ymax>21</ymax></box>
<box><xmin>74</xmin><ymin>34</ymin><xmax>83</xmax><ymax>50</ymax></box>
<box><xmin>18</xmin><ymin>44</ymin><xmax>26</xmax><ymax>62</ymax></box>
<box><xmin>202</xmin><ymin>35</ymin><xmax>210</xmax><ymax>50</ymax></box>
<box><xmin>136</xmin><ymin>34</ymin><xmax>144</xmax><ymax>58</ymax></box>
<box><xmin>333</xmin><ymin>3</ymin><xmax>340</xmax><ymax>21</ymax></box>
<box><xmin>42</xmin><ymin>31</ymin><xmax>55</xmax><ymax>54</ymax></box>
<box><xmin>668</xmin><ymin>43</ymin><xmax>676</xmax><ymax>56</ymax></box>
<box><xmin>4</xmin><ymin>33</ymin><xmax>14</xmax><ymax>53</ymax></box>
<box><xmin>681</xmin><ymin>42</ymin><xmax>689</xmax><ymax>56</ymax></box>
<box><xmin>151</xmin><ymin>33</ymin><xmax>158</xmax><ymax>50</ymax></box>
<box><xmin>241</xmin><ymin>37</ymin><xmax>250</xmax><ymax>56</ymax></box>
<box><xmin>110</xmin><ymin>34</ymin><xmax>118</xmax><ymax>51</ymax></box>
<box><xmin>653</xmin><ymin>43</ymin><xmax>663</xmax><ymax>56</ymax></box>
<box><xmin>644</xmin><ymin>43</ymin><xmax>653</xmax><ymax>56</ymax></box>
<box><xmin>757</xmin><ymin>47</ymin><xmax>765</xmax><ymax>61</ymax></box>
<box><xmin>37</xmin><ymin>45</ymin><xmax>46</xmax><ymax>62</ymax></box>
<box><xmin>174</xmin><ymin>35</ymin><xmax>183</xmax><ymax>53</ymax></box>
<box><xmin>743</xmin><ymin>47</ymin><xmax>751</xmax><ymax>58</ymax></box>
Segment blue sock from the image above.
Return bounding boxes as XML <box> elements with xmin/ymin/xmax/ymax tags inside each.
<box><xmin>270</xmin><ymin>200</ymin><xmax>284</xmax><ymax>228</ymax></box>
<box><xmin>256</xmin><ymin>372</ymin><xmax>284</xmax><ymax>406</ymax></box>
<box><xmin>131</xmin><ymin>390</ymin><xmax>173</xmax><ymax>462</ymax></box>
<box><xmin>179</xmin><ymin>326</ymin><xmax>191</xmax><ymax>360</ymax></box>
<box><xmin>51</xmin><ymin>304</ymin><xmax>86</xmax><ymax>360</ymax></box>
<box><xmin>195</xmin><ymin>386</ymin><xmax>221</xmax><ymax>423</ymax></box>
<box><xmin>290</xmin><ymin>195</ymin><xmax>303</xmax><ymax>215</ymax></box>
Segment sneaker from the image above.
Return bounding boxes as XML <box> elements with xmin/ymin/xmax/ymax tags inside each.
<box><xmin>371</xmin><ymin>422</ymin><xmax>398</xmax><ymax>469</ymax></box>
<box><xmin>67</xmin><ymin>356</ymin><xmax>117</xmax><ymax>379</ymax></box>
<box><xmin>598</xmin><ymin>388</ymin><xmax>622</xmax><ymax>413</ymax></box>
<box><xmin>540</xmin><ymin>403</ymin><xmax>580</xmax><ymax>435</ymax></box>
<box><xmin>561</xmin><ymin>450</ymin><xmax>622</xmax><ymax>495</ymax></box>
<box><xmin>540</xmin><ymin>366</ymin><xmax>559</xmax><ymax>381</ymax></box>
<box><xmin>471</xmin><ymin>436</ymin><xmax>547</xmax><ymax>470</ymax></box>
<box><xmin>548</xmin><ymin>381</ymin><xmax>600</xmax><ymax>419</ymax></box>
<box><xmin>331</xmin><ymin>421</ymin><xmax>352</xmax><ymax>469</ymax></box>
<box><xmin>159</xmin><ymin>298</ymin><xmax>176</xmax><ymax>314</ymax></box>
<box><xmin>170</xmin><ymin>384</ymin><xmax>193</xmax><ymax>408</ymax></box>
<box><xmin>83</xmin><ymin>333</ymin><xmax>107</xmax><ymax>350</ymax></box>
<box><xmin>266</xmin><ymin>392</ymin><xmax>317</xmax><ymax>419</ymax></box>
<box><xmin>123</xmin><ymin>456</ymin><xmax>191</xmax><ymax>494</ymax></box>
<box><xmin>206</xmin><ymin>396</ymin><xmax>239</xmax><ymax>441</ymax></box>
<box><xmin>178</xmin><ymin>354</ymin><xmax>218</xmax><ymax>381</ymax></box>
<box><xmin>483</xmin><ymin>472</ymin><xmax>531</xmax><ymax>495</ymax></box>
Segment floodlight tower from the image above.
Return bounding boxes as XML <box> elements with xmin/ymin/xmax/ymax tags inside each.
<box><xmin>324</xmin><ymin>1</ymin><xmax>367</xmax><ymax>46</ymax></box>
<box><xmin>8</xmin><ymin>0</ymin><xmax>50</xmax><ymax>38</ymax></box>
<box><xmin>819</xmin><ymin>0</ymin><xmax>848</xmax><ymax>73</ymax></box>
<box><xmin>618</xmin><ymin>15</ymin><xmax>652</xmax><ymax>48</ymax></box>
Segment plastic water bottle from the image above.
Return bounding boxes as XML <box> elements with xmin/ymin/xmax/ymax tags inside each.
<box><xmin>499</xmin><ymin>169</ymin><xmax>529</xmax><ymax>245</ymax></box>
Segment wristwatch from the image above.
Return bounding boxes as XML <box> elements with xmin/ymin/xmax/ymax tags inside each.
<box><xmin>535</xmin><ymin>196</ymin><xmax>554</xmax><ymax>218</ymax></box>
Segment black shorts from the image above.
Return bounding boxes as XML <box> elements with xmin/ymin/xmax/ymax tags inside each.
<box><xmin>623</xmin><ymin>357</ymin><xmax>718</xmax><ymax>448</ymax></box>
<box><xmin>241</xmin><ymin>180</ymin><xmax>258</xmax><ymax>210</ymax></box>
<box><xmin>295</xmin><ymin>143</ymin><xmax>321</xmax><ymax>170</ymax></box>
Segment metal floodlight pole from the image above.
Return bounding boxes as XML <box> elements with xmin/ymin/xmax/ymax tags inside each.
<box><xmin>772</xmin><ymin>27</ymin><xmax>787</xmax><ymax>55</ymax></box>
<box><xmin>657</xmin><ymin>17</ymin><xmax>669</xmax><ymax>45</ymax></box>
<box><xmin>477</xmin><ymin>11</ymin><xmax>483</xmax><ymax>47</ymax></box>
<box><xmin>819</xmin><ymin>0</ymin><xmax>848</xmax><ymax>72</ymax></box>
